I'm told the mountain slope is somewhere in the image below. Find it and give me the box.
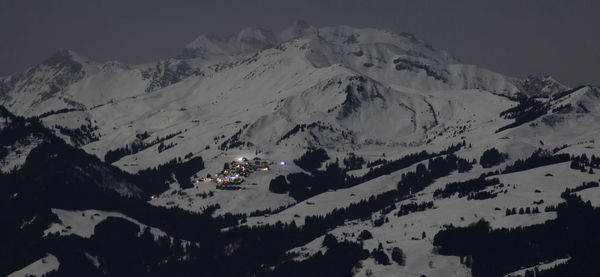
[0,23,560,117]
[3,22,600,277]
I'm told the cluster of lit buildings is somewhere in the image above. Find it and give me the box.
[203,157,272,189]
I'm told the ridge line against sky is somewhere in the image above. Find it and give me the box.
[0,0,598,86]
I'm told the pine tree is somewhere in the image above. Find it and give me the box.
[391,247,406,266]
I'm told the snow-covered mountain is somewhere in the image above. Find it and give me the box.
[0,22,573,165]
[1,22,567,116]
[2,22,599,277]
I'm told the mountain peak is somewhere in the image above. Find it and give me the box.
[236,27,277,53]
[40,49,92,74]
[44,49,89,63]
[277,20,316,41]
[237,27,276,41]
[183,35,229,58]
[183,27,278,59]
[517,74,569,97]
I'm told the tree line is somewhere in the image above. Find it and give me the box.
[272,143,467,201]
[433,177,501,199]
[433,192,600,277]
[104,130,182,164]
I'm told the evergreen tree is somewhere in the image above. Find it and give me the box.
[371,243,390,265]
[358,230,373,241]
[269,175,289,194]
[322,234,337,248]
[391,247,406,266]
[479,148,506,168]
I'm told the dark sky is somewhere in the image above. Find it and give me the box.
[1,0,598,86]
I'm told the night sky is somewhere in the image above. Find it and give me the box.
[1,0,598,86]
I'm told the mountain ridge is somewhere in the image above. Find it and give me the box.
[2,22,600,277]
[1,22,569,117]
